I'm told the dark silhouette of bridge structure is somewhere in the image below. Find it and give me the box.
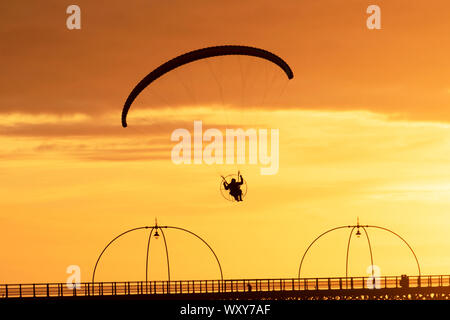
[2,275,450,300]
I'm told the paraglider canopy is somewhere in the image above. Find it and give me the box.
[121,45,294,128]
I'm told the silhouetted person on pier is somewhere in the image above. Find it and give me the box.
[223,173,244,201]
[400,275,409,288]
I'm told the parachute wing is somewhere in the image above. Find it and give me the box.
[121,45,294,127]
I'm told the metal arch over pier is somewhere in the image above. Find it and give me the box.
[298,219,421,280]
[92,223,224,284]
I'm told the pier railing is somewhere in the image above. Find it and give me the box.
[1,275,449,299]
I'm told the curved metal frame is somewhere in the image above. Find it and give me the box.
[297,226,350,279]
[144,227,171,283]
[92,226,149,283]
[361,227,375,276]
[298,223,421,280]
[345,226,374,279]
[92,225,223,285]
[145,227,155,282]
[368,225,421,277]
[164,226,224,283]
[345,226,356,279]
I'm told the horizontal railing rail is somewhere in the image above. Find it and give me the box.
[1,275,450,299]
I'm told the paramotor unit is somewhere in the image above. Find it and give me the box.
[121,45,294,202]
[220,171,247,202]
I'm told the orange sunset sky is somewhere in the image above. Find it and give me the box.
[2,0,450,284]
